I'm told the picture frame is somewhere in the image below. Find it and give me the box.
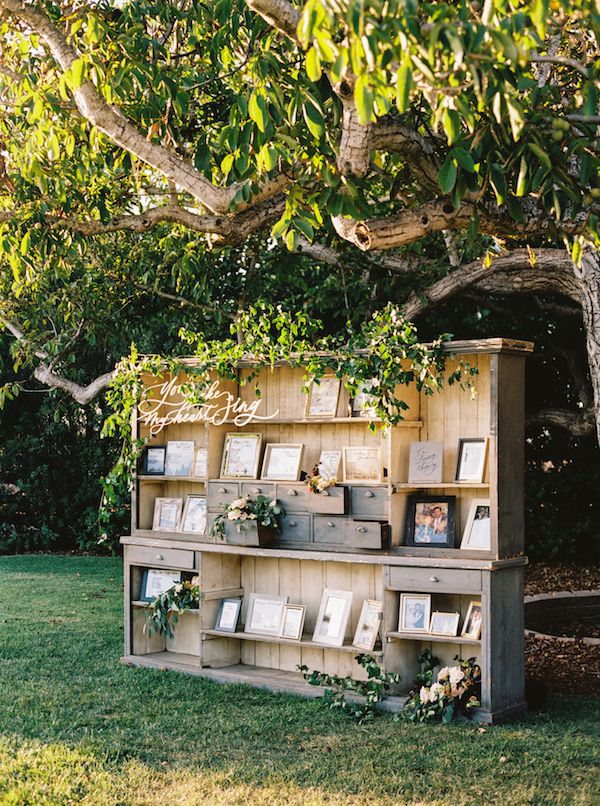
[305,376,340,418]
[152,497,184,532]
[139,568,182,602]
[318,449,342,481]
[460,499,492,551]
[190,447,208,479]
[398,593,431,633]
[351,380,378,418]
[408,441,444,485]
[261,443,304,481]
[244,593,288,636]
[462,600,483,640]
[180,495,207,534]
[312,588,353,647]
[342,446,382,484]
[352,599,383,651]
[164,440,196,477]
[455,437,488,483]
[404,495,456,548]
[220,432,263,479]
[214,597,242,633]
[142,445,166,475]
[278,604,306,641]
[429,611,460,637]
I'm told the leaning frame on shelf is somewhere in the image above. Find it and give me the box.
[121,338,532,724]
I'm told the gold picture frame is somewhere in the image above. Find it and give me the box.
[342,446,382,483]
[220,432,263,479]
[305,376,341,418]
[261,443,304,481]
[152,497,184,532]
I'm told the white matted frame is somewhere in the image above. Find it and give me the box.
[152,497,184,532]
[190,447,208,479]
[342,446,382,483]
[461,600,483,640]
[352,599,383,651]
[164,440,196,477]
[180,495,207,535]
[312,588,353,647]
[220,432,263,479]
[278,604,306,641]
[261,443,304,481]
[214,597,242,633]
[460,499,492,551]
[244,593,288,636]
[455,437,488,483]
[305,376,340,418]
[398,593,431,633]
[429,611,460,637]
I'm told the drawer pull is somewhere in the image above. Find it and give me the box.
[327,521,335,528]
[429,575,439,583]
[218,487,227,494]
[288,489,297,496]
[356,526,367,534]
[288,520,297,527]
[253,488,262,494]
[156,554,164,561]
[365,491,375,498]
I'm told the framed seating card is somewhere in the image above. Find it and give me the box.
[312,588,353,647]
[244,593,288,637]
[398,593,431,633]
[318,449,342,481]
[278,604,306,641]
[455,437,488,483]
[165,440,195,477]
[305,376,340,418]
[142,445,166,475]
[460,499,492,551]
[342,446,382,483]
[152,497,184,532]
[408,441,443,485]
[180,495,207,534]
[261,443,304,481]
[214,598,242,633]
[352,599,383,651]
[191,447,208,479]
[139,569,182,602]
[221,432,263,479]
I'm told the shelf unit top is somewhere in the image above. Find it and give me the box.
[386,630,480,645]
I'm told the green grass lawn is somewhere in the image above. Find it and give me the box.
[0,555,598,806]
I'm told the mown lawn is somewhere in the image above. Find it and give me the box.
[0,555,598,806]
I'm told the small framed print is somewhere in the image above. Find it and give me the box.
[455,437,488,483]
[351,380,377,418]
[221,432,263,479]
[398,593,431,633]
[152,497,184,532]
[214,598,242,633]
[404,495,456,548]
[305,376,340,418]
[261,443,304,481]
[191,447,208,479]
[139,568,181,602]
[278,604,306,641]
[245,593,288,637]
[429,611,460,637]
[461,499,492,551]
[165,440,196,477]
[342,447,382,484]
[313,588,353,647]
[142,445,166,475]
[318,450,342,481]
[462,600,483,640]
[352,599,383,651]
[408,441,444,485]
[180,495,207,534]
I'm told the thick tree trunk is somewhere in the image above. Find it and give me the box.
[576,251,600,446]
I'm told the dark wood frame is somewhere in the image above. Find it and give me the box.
[141,445,166,475]
[404,494,456,548]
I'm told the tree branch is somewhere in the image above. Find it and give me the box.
[370,121,439,190]
[244,0,300,41]
[527,407,595,437]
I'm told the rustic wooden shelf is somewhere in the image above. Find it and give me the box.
[393,482,490,490]
[222,418,423,426]
[137,475,207,482]
[204,629,384,655]
[386,630,480,645]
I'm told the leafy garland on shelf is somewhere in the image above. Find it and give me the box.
[210,494,284,540]
[144,579,200,639]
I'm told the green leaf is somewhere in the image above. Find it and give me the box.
[438,157,457,194]
[71,57,86,90]
[516,156,528,196]
[450,147,475,173]
[506,96,525,141]
[354,74,373,125]
[528,142,552,170]
[248,92,268,133]
[306,47,322,82]
[302,101,325,139]
[442,109,461,145]
[490,164,507,205]
[20,230,31,255]
[396,57,412,114]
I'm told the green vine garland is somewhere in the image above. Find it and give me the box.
[144,579,200,639]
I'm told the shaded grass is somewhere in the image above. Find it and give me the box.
[0,555,598,805]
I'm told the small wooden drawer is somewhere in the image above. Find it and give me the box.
[279,513,311,543]
[276,483,311,511]
[350,486,389,519]
[305,485,347,515]
[208,480,240,509]
[240,482,276,500]
[313,517,388,550]
[387,566,482,593]
[127,545,196,570]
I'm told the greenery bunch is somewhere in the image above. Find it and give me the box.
[403,649,481,723]
[210,494,284,540]
[144,579,200,639]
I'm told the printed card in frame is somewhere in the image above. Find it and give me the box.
[142,445,166,475]
[408,441,444,485]
[455,437,488,483]
[214,598,242,633]
[342,446,382,484]
[351,380,378,418]
[261,443,304,481]
[429,611,460,637]
[164,440,196,477]
[152,497,184,532]
[190,447,208,479]
[278,604,306,641]
[139,569,182,602]
[180,495,207,534]
[220,432,263,479]
[312,588,353,647]
[245,593,288,637]
[398,593,431,633]
[460,499,492,551]
[352,599,383,651]
[305,376,340,418]
[318,450,342,482]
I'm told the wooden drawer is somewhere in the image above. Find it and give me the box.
[276,483,311,511]
[350,486,389,519]
[305,485,347,515]
[127,545,196,570]
[313,517,388,550]
[387,566,482,593]
[240,482,276,500]
[279,513,311,543]
[207,480,240,509]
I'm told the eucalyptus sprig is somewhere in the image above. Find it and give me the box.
[144,579,200,639]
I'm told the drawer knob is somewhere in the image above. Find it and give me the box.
[429,575,439,583]
[356,526,367,534]
[288,489,297,496]
[327,521,335,528]
[253,488,261,494]
[289,520,297,527]
[365,491,375,498]
[218,487,227,494]
[156,554,164,560]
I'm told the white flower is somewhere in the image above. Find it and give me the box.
[249,513,257,520]
[449,667,465,686]
[437,666,451,682]
[429,683,445,702]
[175,583,183,593]
[231,497,247,509]
[227,511,238,521]
[419,686,429,704]
[269,499,277,507]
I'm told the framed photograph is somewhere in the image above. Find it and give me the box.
[318,450,342,481]
[312,588,353,647]
[352,599,383,651]
[278,604,306,641]
[462,600,483,640]
[142,445,166,475]
[261,443,304,481]
[429,611,460,637]
[190,447,208,479]
[152,497,184,532]
[165,440,196,477]
[305,376,340,418]
[461,499,492,551]
[404,495,456,548]
[455,437,488,483]
[351,380,377,418]
[342,447,382,483]
[139,568,182,602]
[214,598,242,633]
[408,441,444,485]
[180,495,207,534]
[221,432,263,479]
[398,593,431,633]
[245,593,288,636]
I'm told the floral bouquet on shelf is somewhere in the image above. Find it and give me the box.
[210,494,284,539]
[305,464,337,494]
[403,649,481,723]
[144,578,200,639]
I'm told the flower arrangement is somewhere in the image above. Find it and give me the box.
[210,494,284,539]
[144,578,200,639]
[305,464,337,494]
[403,649,481,723]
